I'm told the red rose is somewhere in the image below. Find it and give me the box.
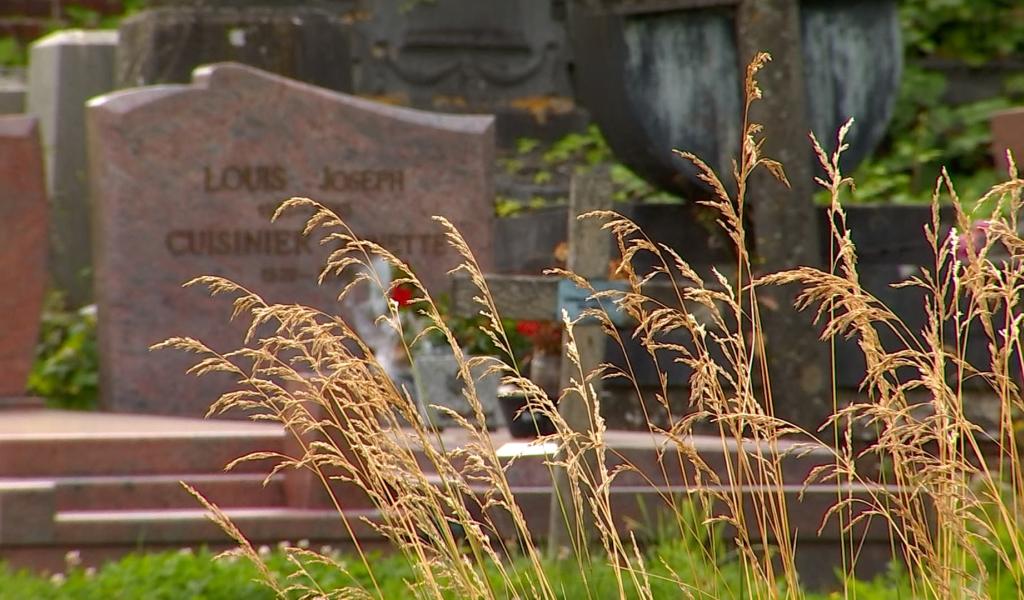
[516,320,542,337]
[390,285,414,308]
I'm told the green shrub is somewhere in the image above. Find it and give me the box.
[28,294,99,411]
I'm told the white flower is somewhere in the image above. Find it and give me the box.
[64,550,81,568]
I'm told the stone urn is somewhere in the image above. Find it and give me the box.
[567,0,903,195]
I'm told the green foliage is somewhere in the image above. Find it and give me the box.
[901,0,1024,64]
[499,125,680,217]
[0,547,409,600]
[0,38,26,68]
[0,0,144,67]
[830,64,1018,208]
[28,294,99,411]
[0,537,808,600]
[840,2,1024,207]
[413,295,531,366]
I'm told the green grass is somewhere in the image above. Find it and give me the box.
[0,540,824,600]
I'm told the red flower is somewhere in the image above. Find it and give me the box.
[516,320,542,337]
[516,320,562,353]
[390,285,414,308]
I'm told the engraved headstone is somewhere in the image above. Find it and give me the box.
[28,29,118,307]
[88,63,494,417]
[0,115,47,403]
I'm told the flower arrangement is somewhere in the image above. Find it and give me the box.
[513,320,562,355]
[389,281,533,364]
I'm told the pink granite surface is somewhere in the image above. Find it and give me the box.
[991,107,1024,173]
[87,63,495,417]
[0,115,46,397]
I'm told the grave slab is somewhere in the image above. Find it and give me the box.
[0,115,47,400]
[88,63,494,417]
[28,29,118,307]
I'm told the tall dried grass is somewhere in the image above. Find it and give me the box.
[157,53,1024,599]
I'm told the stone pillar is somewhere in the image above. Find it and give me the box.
[116,0,352,91]
[737,0,831,436]
[27,30,118,308]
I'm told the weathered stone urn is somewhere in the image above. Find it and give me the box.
[568,0,903,194]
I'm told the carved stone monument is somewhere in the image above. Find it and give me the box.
[355,0,583,144]
[88,63,494,417]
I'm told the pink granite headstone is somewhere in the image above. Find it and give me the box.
[0,115,47,401]
[87,63,494,417]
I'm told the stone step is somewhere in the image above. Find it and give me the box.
[0,430,285,477]
[50,473,287,512]
[52,507,383,547]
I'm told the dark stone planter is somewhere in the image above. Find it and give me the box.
[567,0,902,195]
